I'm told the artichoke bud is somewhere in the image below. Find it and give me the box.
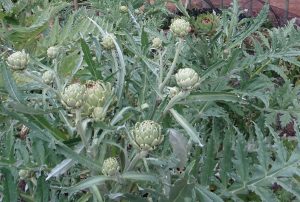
[61,83,86,109]
[119,5,128,13]
[167,86,180,98]
[42,70,55,84]
[92,107,106,122]
[175,68,199,90]
[19,169,29,179]
[152,37,162,49]
[7,50,29,71]
[170,19,191,37]
[102,157,120,176]
[82,80,112,116]
[194,13,219,34]
[47,46,60,59]
[132,120,164,151]
[101,34,115,50]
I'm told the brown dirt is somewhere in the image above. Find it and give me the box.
[150,0,300,25]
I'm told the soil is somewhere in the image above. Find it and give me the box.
[153,0,300,26]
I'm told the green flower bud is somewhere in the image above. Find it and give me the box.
[92,107,106,122]
[167,86,180,98]
[47,46,59,59]
[61,83,86,109]
[42,70,55,84]
[194,13,219,34]
[7,50,29,71]
[132,120,164,151]
[82,80,112,116]
[19,169,29,179]
[119,6,128,13]
[101,34,115,50]
[152,37,162,49]
[175,68,199,90]
[102,157,120,176]
[170,19,191,37]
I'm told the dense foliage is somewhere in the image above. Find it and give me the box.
[1,0,300,201]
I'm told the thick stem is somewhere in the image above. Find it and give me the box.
[75,109,88,149]
[158,50,164,86]
[53,59,62,92]
[90,185,103,202]
[126,150,148,171]
[163,90,190,115]
[159,39,183,94]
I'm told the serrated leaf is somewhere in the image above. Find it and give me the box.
[254,123,269,172]
[168,178,194,202]
[121,172,158,183]
[253,187,279,202]
[233,133,249,183]
[169,109,203,147]
[80,38,99,79]
[279,112,292,128]
[220,129,233,187]
[200,137,216,185]
[67,176,115,194]
[35,175,50,202]
[168,129,189,169]
[141,27,149,53]
[0,62,23,103]
[195,186,223,202]
[46,144,84,180]
[186,92,243,104]
[1,168,18,202]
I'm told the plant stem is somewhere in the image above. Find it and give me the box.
[158,49,165,86]
[163,90,190,115]
[159,39,183,94]
[126,150,148,171]
[75,109,88,149]
[90,185,103,202]
[53,59,62,92]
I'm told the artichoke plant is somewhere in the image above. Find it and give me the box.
[7,50,29,71]
[175,68,199,90]
[132,120,164,151]
[61,83,86,109]
[102,157,120,176]
[47,46,60,59]
[82,80,112,116]
[170,18,191,37]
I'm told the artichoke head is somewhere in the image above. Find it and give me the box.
[132,120,164,151]
[82,80,112,116]
[175,68,199,90]
[47,46,60,59]
[7,50,29,71]
[170,18,191,37]
[61,83,86,109]
[194,13,219,34]
[42,70,55,84]
[102,157,120,176]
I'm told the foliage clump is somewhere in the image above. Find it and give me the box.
[1,0,300,201]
